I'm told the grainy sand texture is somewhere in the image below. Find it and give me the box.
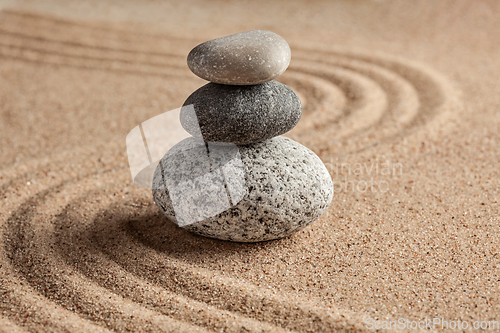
[1,0,499,332]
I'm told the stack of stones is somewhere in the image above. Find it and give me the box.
[152,30,333,242]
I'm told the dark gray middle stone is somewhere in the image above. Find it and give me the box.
[180,80,302,145]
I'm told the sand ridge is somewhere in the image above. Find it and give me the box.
[1,3,499,333]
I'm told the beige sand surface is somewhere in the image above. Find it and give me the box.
[0,1,499,332]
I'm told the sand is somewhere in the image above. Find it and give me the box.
[0,0,499,332]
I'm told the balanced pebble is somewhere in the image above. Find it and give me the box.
[150,30,333,243]
[187,30,291,85]
[180,81,302,145]
[152,136,333,242]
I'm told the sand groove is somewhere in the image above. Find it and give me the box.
[1,148,370,332]
[0,9,461,332]
[0,10,460,156]
[286,59,389,141]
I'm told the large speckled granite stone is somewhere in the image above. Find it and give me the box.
[180,81,302,145]
[152,136,333,242]
[187,30,291,85]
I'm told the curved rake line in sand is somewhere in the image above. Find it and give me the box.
[2,160,369,332]
[0,41,420,155]
[277,70,346,123]
[0,29,458,156]
[0,40,343,119]
[0,42,347,136]
[2,170,215,332]
[0,140,314,333]
[0,91,412,332]
[0,10,460,332]
[289,57,417,151]
[291,45,461,154]
[0,144,137,331]
[0,10,460,151]
[0,274,114,333]
[0,46,349,151]
[0,179,127,332]
[0,141,124,194]
[0,52,190,81]
[291,56,419,135]
[325,56,420,127]
[288,60,388,140]
[0,30,185,66]
[0,43,189,78]
[0,10,196,44]
[89,203,365,333]
[0,66,344,197]
[1,9,460,136]
[0,138,381,331]
[53,192,296,333]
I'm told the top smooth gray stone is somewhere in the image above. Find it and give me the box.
[187,30,291,85]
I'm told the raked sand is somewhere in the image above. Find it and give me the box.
[0,1,499,332]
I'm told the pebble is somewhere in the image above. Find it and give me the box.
[152,136,333,242]
[180,81,302,145]
[187,30,291,85]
